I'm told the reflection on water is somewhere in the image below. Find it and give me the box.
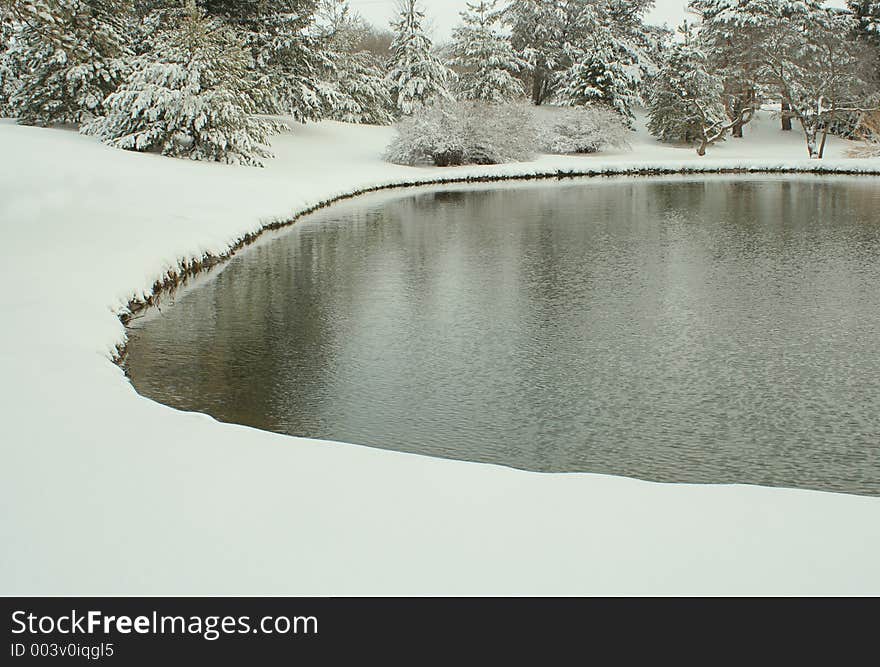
[126,177,880,496]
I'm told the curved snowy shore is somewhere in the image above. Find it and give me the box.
[2,116,880,595]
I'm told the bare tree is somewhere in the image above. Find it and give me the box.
[760,6,877,158]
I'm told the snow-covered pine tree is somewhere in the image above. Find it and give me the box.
[503,0,657,115]
[850,0,880,43]
[0,2,15,115]
[647,23,730,155]
[687,0,778,137]
[501,0,568,105]
[201,0,330,122]
[849,1,880,84]
[317,0,393,124]
[386,0,453,115]
[449,0,527,103]
[84,3,284,166]
[4,0,132,126]
[554,0,657,123]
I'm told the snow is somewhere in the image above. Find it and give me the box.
[2,113,880,595]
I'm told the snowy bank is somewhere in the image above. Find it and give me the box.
[1,115,880,595]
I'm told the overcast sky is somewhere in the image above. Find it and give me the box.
[348,0,694,38]
[348,0,846,39]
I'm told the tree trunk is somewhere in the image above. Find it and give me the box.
[732,120,743,138]
[697,138,707,156]
[531,69,545,106]
[818,123,830,159]
[802,120,819,158]
[781,101,793,131]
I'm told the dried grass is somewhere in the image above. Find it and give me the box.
[847,112,880,157]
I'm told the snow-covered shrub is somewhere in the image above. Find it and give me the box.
[537,104,631,154]
[84,9,284,167]
[385,100,537,166]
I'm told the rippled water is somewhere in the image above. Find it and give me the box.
[126,176,880,496]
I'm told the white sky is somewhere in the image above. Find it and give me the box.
[348,0,846,39]
[349,0,694,37]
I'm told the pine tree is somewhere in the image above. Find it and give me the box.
[200,0,331,122]
[554,0,657,123]
[5,0,132,126]
[0,2,15,115]
[84,5,283,166]
[849,1,880,85]
[850,0,880,43]
[501,0,568,105]
[449,0,527,103]
[386,0,453,115]
[647,23,729,156]
[503,0,657,113]
[553,12,637,123]
[688,0,781,137]
[317,0,393,124]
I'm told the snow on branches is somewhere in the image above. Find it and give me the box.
[3,0,132,126]
[84,8,285,167]
[384,99,537,166]
[449,0,528,103]
[647,29,731,156]
[502,0,657,117]
[538,104,631,154]
[317,0,394,125]
[386,0,453,116]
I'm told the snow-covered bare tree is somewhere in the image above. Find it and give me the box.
[647,23,732,155]
[316,0,393,124]
[759,4,877,158]
[84,4,284,166]
[449,0,528,103]
[4,0,132,126]
[386,0,453,115]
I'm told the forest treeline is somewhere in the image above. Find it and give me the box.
[1,0,878,165]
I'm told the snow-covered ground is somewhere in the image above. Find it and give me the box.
[2,114,879,595]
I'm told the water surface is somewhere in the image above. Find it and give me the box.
[126,177,880,496]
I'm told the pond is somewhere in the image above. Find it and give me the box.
[125,176,880,496]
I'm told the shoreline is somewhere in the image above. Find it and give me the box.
[114,164,880,366]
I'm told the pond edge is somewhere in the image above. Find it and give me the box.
[112,163,880,368]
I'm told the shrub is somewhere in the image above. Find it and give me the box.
[384,100,537,166]
[538,105,631,154]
